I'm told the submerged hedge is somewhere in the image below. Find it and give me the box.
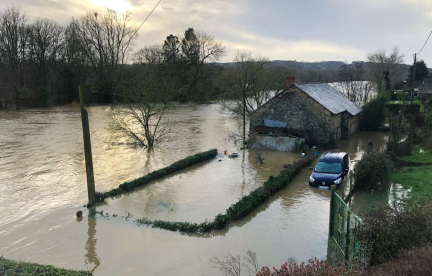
[95,149,218,202]
[135,158,310,233]
[0,257,92,276]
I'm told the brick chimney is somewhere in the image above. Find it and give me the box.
[285,76,296,89]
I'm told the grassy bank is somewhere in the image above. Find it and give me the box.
[0,257,92,276]
[392,145,432,201]
[95,149,218,202]
[135,158,310,233]
[393,165,432,201]
[401,145,432,163]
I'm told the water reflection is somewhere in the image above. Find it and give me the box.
[85,216,100,273]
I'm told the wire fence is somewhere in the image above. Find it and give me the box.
[329,189,370,269]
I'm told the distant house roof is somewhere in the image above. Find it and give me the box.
[294,83,362,116]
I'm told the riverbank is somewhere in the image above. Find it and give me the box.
[0,257,92,275]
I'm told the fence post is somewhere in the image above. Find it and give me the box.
[79,86,96,204]
[345,211,351,265]
[329,184,337,236]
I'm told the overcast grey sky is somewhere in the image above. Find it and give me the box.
[2,0,432,65]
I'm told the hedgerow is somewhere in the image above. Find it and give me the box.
[134,158,310,233]
[95,149,218,202]
[0,257,92,276]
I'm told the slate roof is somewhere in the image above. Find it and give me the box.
[294,83,362,116]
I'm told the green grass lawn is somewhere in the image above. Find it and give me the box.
[0,257,92,276]
[401,145,432,163]
[386,100,425,112]
[392,165,432,201]
[387,100,421,105]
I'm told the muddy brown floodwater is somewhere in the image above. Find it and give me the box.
[0,104,389,275]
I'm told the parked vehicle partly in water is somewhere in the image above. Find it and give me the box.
[309,152,349,189]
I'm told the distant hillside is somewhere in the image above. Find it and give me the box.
[267,60,348,71]
[219,60,411,72]
[217,60,357,70]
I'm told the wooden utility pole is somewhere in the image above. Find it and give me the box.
[79,86,96,204]
[243,88,246,146]
[411,53,417,106]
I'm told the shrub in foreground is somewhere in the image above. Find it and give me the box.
[367,246,432,275]
[255,258,364,276]
[357,202,432,266]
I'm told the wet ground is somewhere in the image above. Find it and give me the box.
[0,104,390,275]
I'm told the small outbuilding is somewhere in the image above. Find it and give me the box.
[250,77,362,149]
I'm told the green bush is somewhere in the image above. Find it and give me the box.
[359,96,387,131]
[358,202,432,266]
[95,149,217,202]
[353,150,393,191]
[425,112,432,129]
[0,257,92,276]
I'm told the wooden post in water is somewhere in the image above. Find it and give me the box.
[79,86,96,204]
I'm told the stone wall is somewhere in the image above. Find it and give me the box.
[250,88,340,148]
[251,135,305,152]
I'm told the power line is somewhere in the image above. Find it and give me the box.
[136,0,162,34]
[124,0,162,50]
[417,30,432,55]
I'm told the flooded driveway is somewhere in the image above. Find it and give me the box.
[0,104,388,275]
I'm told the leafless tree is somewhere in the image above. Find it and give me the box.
[133,44,164,65]
[366,46,405,93]
[71,9,138,102]
[210,250,260,276]
[180,30,226,101]
[334,61,373,105]
[243,250,260,275]
[226,127,267,164]
[210,253,241,276]
[109,71,175,148]
[28,18,64,104]
[0,5,29,109]
[220,52,290,116]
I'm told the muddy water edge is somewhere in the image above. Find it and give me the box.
[0,104,389,275]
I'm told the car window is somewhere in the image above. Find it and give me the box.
[314,162,342,174]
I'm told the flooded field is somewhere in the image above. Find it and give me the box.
[0,104,389,275]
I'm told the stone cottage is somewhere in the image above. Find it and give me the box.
[250,77,362,148]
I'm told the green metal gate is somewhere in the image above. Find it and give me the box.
[329,188,369,268]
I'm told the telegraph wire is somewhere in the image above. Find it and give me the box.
[417,30,432,55]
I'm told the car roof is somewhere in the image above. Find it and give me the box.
[318,152,347,163]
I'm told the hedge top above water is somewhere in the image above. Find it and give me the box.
[134,157,311,233]
[0,257,93,276]
[94,149,218,202]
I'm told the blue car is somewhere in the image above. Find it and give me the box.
[309,152,349,189]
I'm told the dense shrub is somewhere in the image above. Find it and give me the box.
[358,202,432,266]
[0,257,92,276]
[359,96,387,131]
[353,150,393,191]
[255,258,364,276]
[387,103,420,115]
[425,112,432,129]
[367,246,432,275]
[134,158,311,233]
[95,149,217,202]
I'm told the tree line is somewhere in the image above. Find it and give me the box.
[0,5,423,112]
[0,6,290,110]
